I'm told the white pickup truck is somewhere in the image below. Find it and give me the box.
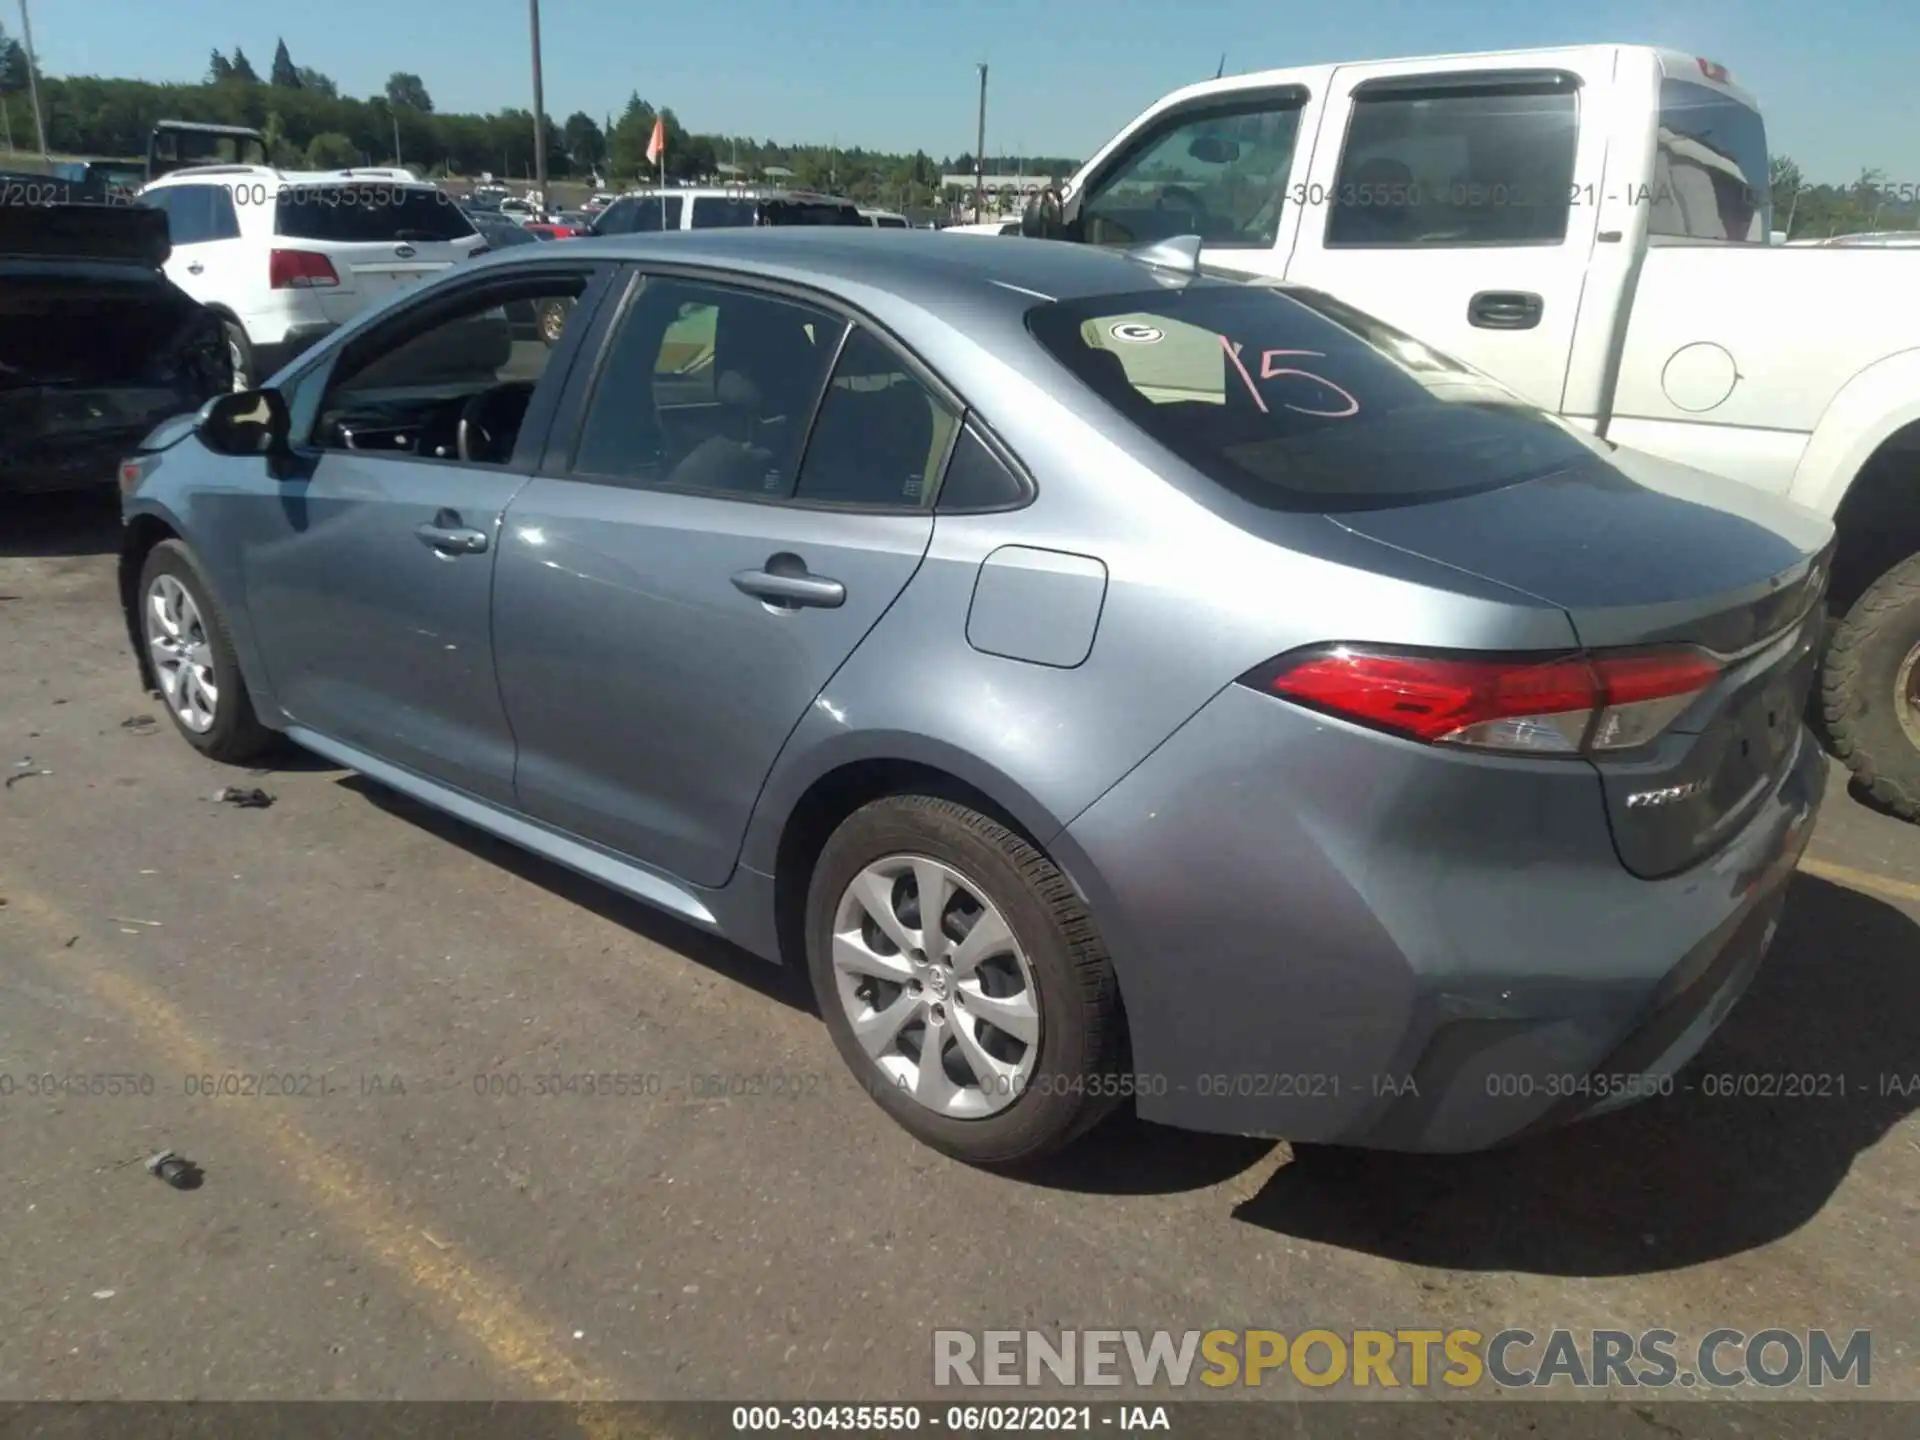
[1019,43,1920,818]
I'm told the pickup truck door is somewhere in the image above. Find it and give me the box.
[1281,54,1612,413]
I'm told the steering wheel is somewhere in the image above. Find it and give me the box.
[457,382,537,464]
[1155,185,1211,228]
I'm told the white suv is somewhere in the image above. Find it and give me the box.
[138,165,484,389]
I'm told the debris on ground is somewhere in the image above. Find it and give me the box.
[144,1150,203,1190]
[109,916,163,928]
[120,714,159,734]
[208,786,274,809]
[5,763,51,789]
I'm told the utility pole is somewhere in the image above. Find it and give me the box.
[17,0,49,160]
[392,112,402,168]
[973,63,987,223]
[528,0,549,211]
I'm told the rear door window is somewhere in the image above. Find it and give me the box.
[1325,77,1579,246]
[1025,281,1598,511]
[275,186,477,243]
[792,328,960,507]
[691,196,758,228]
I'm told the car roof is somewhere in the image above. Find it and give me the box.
[480,227,1191,322]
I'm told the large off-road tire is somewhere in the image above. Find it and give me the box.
[1822,551,1920,821]
[137,540,277,764]
[806,794,1126,1166]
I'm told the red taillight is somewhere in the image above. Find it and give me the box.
[269,249,340,290]
[1250,645,1721,755]
[1696,57,1731,83]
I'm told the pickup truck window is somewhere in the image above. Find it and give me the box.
[1026,281,1596,512]
[1079,94,1305,250]
[1326,81,1578,248]
[1649,80,1770,243]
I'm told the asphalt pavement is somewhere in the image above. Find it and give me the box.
[1,488,1916,1422]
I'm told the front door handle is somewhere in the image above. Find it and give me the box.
[186,261,204,275]
[1467,290,1543,330]
[732,558,846,609]
[416,517,490,555]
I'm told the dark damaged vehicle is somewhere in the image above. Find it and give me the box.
[1,192,230,495]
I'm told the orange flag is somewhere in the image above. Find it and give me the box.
[646,117,666,167]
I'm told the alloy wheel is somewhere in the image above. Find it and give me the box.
[829,854,1042,1117]
[146,574,219,733]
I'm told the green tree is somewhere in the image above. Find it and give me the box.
[306,131,358,168]
[270,38,300,88]
[562,111,603,169]
[607,93,658,178]
[385,72,432,113]
[296,67,336,99]
[230,48,260,83]
[207,48,234,84]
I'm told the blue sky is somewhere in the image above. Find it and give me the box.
[23,0,1915,180]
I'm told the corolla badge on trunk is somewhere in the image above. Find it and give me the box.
[1625,779,1709,808]
[395,244,416,258]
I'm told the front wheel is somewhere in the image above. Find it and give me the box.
[138,540,276,763]
[1822,551,1920,821]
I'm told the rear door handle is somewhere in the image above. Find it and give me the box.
[1467,290,1543,330]
[416,518,490,555]
[186,261,204,275]
[732,563,846,609]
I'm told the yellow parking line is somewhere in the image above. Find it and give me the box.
[1798,854,1920,907]
[3,882,643,1433]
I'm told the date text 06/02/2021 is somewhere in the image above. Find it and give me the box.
[729,1405,1171,1432]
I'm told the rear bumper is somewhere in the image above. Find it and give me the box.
[253,322,337,381]
[1,390,201,494]
[1060,683,1824,1152]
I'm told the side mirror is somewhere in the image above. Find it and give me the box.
[1187,136,1241,165]
[199,388,292,463]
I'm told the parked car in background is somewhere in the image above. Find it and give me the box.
[1028,41,1920,821]
[460,212,572,344]
[590,186,867,234]
[860,208,910,228]
[139,165,485,389]
[120,228,1825,1164]
[2,197,229,493]
[945,218,1022,235]
[523,220,587,240]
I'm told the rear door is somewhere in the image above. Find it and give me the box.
[493,268,959,886]
[273,183,482,324]
[148,182,247,310]
[1281,54,1610,412]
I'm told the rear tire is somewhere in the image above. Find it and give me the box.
[222,320,254,392]
[805,794,1126,1166]
[138,540,277,764]
[1822,551,1920,822]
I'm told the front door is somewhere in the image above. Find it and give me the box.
[238,264,604,803]
[1281,56,1609,412]
[495,273,958,887]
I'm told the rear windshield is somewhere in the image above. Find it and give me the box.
[275,186,476,243]
[1650,80,1771,242]
[1025,282,1597,512]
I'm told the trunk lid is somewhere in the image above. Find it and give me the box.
[1329,446,1833,878]
[1,203,228,490]
[272,184,483,323]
